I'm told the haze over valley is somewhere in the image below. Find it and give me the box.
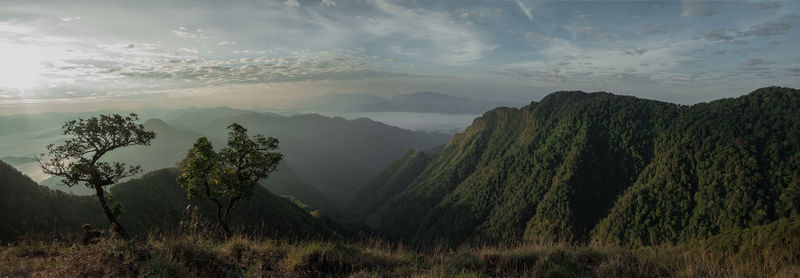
[2,0,800,276]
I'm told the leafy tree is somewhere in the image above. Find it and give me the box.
[178,123,283,238]
[37,113,155,239]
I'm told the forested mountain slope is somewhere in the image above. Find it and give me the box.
[361,87,800,246]
[0,161,338,242]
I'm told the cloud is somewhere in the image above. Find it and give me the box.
[740,58,775,69]
[489,37,700,87]
[321,0,336,6]
[284,0,300,8]
[217,41,236,46]
[699,15,797,43]
[682,0,714,17]
[60,16,81,22]
[364,0,490,64]
[637,25,683,36]
[172,27,215,39]
[565,13,614,41]
[1,42,418,100]
[744,21,792,37]
[514,0,533,20]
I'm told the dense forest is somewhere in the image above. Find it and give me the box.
[352,87,800,246]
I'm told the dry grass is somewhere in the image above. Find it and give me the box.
[1,233,798,277]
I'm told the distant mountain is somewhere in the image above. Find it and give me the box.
[172,111,451,206]
[296,92,516,114]
[356,87,800,246]
[0,161,339,241]
[35,118,344,217]
[0,107,452,211]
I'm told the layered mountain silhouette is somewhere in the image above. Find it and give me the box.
[296,92,516,114]
[351,87,800,246]
[1,110,450,214]
[171,110,451,205]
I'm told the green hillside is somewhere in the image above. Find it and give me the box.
[110,168,338,238]
[349,149,431,222]
[592,87,800,245]
[362,87,800,246]
[0,161,338,242]
[0,161,103,241]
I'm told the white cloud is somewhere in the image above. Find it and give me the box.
[364,0,490,64]
[284,0,300,8]
[60,16,81,22]
[321,0,336,6]
[514,0,533,20]
[217,40,236,46]
[492,38,696,86]
[682,0,714,17]
[172,27,215,39]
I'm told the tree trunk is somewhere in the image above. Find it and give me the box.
[216,203,233,239]
[95,185,130,240]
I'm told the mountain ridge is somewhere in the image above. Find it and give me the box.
[296,91,517,114]
[354,86,800,246]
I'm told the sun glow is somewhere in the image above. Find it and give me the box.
[0,43,47,91]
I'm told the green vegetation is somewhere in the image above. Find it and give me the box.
[36,113,156,239]
[350,149,431,220]
[0,160,339,242]
[178,123,284,238]
[363,87,800,246]
[2,87,799,275]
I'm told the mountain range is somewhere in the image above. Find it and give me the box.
[295,92,517,114]
[350,86,800,246]
[0,110,451,215]
[2,87,798,249]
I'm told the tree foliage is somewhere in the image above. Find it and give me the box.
[178,123,283,238]
[363,87,800,246]
[37,113,155,239]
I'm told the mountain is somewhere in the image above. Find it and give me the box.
[296,92,515,114]
[0,160,338,241]
[356,87,800,246]
[174,111,451,205]
[349,149,431,223]
[1,109,449,211]
[35,118,344,217]
[0,160,103,241]
[294,93,393,113]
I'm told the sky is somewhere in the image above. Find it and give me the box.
[0,0,799,114]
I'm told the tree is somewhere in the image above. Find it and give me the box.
[37,113,155,240]
[178,123,283,238]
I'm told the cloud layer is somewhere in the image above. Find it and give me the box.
[0,0,798,106]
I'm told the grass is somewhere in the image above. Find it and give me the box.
[2,231,798,278]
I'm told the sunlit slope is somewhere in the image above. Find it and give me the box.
[593,87,800,245]
[366,87,800,246]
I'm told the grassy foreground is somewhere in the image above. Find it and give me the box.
[1,232,798,278]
